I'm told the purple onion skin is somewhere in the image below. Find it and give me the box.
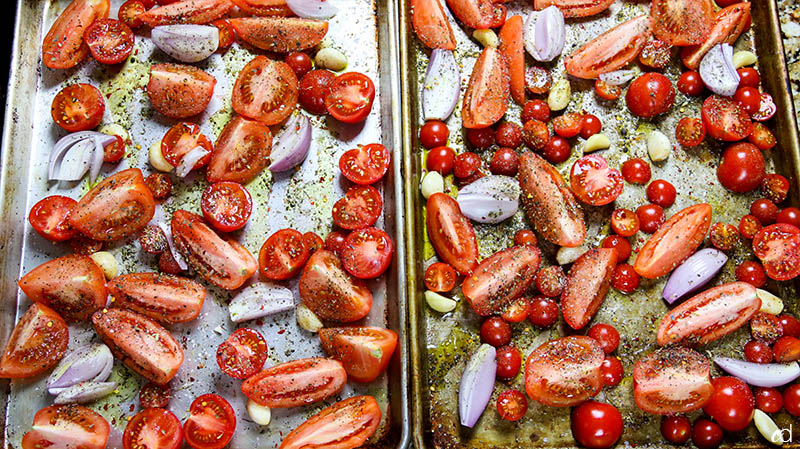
[269,114,312,172]
[662,248,727,304]
[459,344,497,428]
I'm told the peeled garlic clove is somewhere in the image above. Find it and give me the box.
[425,290,457,313]
[733,50,757,69]
[548,79,571,111]
[247,399,272,426]
[90,251,119,279]
[296,303,324,332]
[753,409,784,445]
[756,289,784,315]
[582,134,610,153]
[647,130,671,162]
[473,29,498,48]
[97,123,129,142]
[420,171,444,199]
[315,48,348,71]
[149,139,173,172]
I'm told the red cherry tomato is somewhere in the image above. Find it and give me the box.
[496,346,522,379]
[718,143,766,193]
[139,382,171,409]
[200,182,252,233]
[495,122,522,148]
[527,297,558,328]
[341,227,394,279]
[738,67,760,88]
[580,114,602,139]
[783,384,800,416]
[119,1,146,29]
[28,195,78,242]
[514,229,537,247]
[751,198,779,225]
[621,158,651,184]
[303,231,323,254]
[453,152,482,179]
[332,185,382,230]
[762,174,790,204]
[587,323,620,354]
[739,214,762,239]
[675,117,706,147]
[258,229,309,280]
[754,387,783,413]
[702,95,753,141]
[480,317,512,347]
[51,84,105,132]
[661,415,691,444]
[611,208,639,237]
[427,146,456,175]
[535,266,565,298]
[611,263,640,294]
[778,207,800,228]
[83,19,134,65]
[626,73,675,118]
[570,401,623,449]
[709,222,739,251]
[542,136,571,164]
[552,113,583,138]
[490,148,520,176]
[678,71,704,96]
[424,262,457,292]
[601,356,623,387]
[636,204,665,234]
[735,260,767,287]
[325,72,375,124]
[752,93,776,121]
[751,312,784,343]
[570,155,623,206]
[645,179,676,208]
[496,389,528,421]
[780,314,800,338]
[420,120,449,149]
[594,80,621,101]
[752,223,800,281]
[734,86,761,115]
[702,376,755,432]
[299,70,335,115]
[601,235,631,261]
[285,52,313,79]
[521,99,549,123]
[103,135,125,162]
[145,173,172,200]
[123,408,182,449]
[325,230,348,254]
[183,394,236,449]
[774,336,800,363]
[339,143,390,185]
[523,66,551,95]
[691,419,723,449]
[216,328,268,380]
[466,127,495,149]
[744,340,774,364]
[212,19,235,48]
[523,119,550,150]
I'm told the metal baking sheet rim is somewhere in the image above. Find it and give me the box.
[0,0,410,448]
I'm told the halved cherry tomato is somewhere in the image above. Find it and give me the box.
[319,327,398,383]
[123,408,182,449]
[207,115,272,184]
[259,228,310,280]
[140,382,171,408]
[497,389,528,421]
[570,155,623,206]
[525,336,604,407]
[341,227,394,279]
[107,272,206,324]
[145,173,172,200]
[279,396,381,449]
[561,248,617,330]
[229,0,294,16]
[462,245,541,316]
[232,56,298,125]
[657,282,759,346]
[638,38,671,69]
[752,223,800,281]
[502,297,531,323]
[140,0,233,26]
[230,17,328,52]
[303,231,324,253]
[19,254,106,322]
[633,347,713,415]
[84,18,134,64]
[22,405,109,449]
[446,0,503,29]
[525,68,552,95]
[28,195,77,242]
[650,0,714,46]
[426,192,479,275]
[594,79,621,101]
[183,394,236,449]
[0,303,68,378]
[103,135,126,162]
[299,250,373,322]
[626,73,675,118]
[332,185,383,231]
[212,19,236,48]
[702,95,753,142]
[775,336,800,363]
[339,144,391,185]
[717,142,765,193]
[634,203,712,279]
[498,15,525,105]
[201,182,253,232]
[171,210,258,290]
[681,3,751,70]
[552,113,583,138]
[93,308,184,384]
[147,63,216,119]
[425,262,457,292]
[325,72,376,124]
[676,117,706,147]
[710,222,739,251]
[242,357,347,407]
[749,122,777,151]
[217,328,268,380]
[533,0,614,17]
[42,0,110,69]
[611,208,639,237]
[752,93,777,122]
[161,122,213,170]
[51,84,105,132]
[462,47,509,129]
[564,15,651,79]
[410,0,457,50]
[119,0,147,29]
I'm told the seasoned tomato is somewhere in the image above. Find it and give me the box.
[139,0,233,26]
[259,228,310,280]
[445,0,503,29]
[626,73,675,118]
[213,19,236,48]
[524,336,604,407]
[51,84,105,132]
[42,0,110,69]
[119,0,147,29]
[426,192,479,275]
[207,115,273,184]
[633,346,713,415]
[462,47,509,129]
[161,122,213,170]
[107,272,206,324]
[656,282,760,346]
[147,63,216,119]
[103,135,126,163]
[339,144,390,185]
[319,327,399,383]
[497,389,528,421]
[462,245,541,316]
[634,204,712,279]
[717,143,765,193]
[749,123,777,151]
[145,173,172,200]
[232,56,298,125]
[201,182,253,232]
[638,38,671,69]
[123,408,183,449]
[676,117,706,147]
[28,195,77,242]
[217,328,268,379]
[230,17,328,52]
[552,113,583,138]
[650,0,714,46]
[325,72,376,124]
[564,15,651,79]
[410,0,457,50]
[299,70,336,115]
[498,15,525,105]
[279,396,381,449]
[18,254,107,322]
[0,303,68,379]
[184,394,236,449]
[171,210,258,290]
[229,0,294,16]
[140,382,171,408]
[299,250,373,322]
[83,18,134,64]
[702,94,753,142]
[341,227,395,279]
[533,0,613,17]
[332,185,382,231]
[752,223,800,281]
[561,248,617,330]
[611,208,639,237]
[93,308,184,384]
[303,231,324,253]
[425,262,457,292]
[241,358,347,408]
[21,405,109,449]
[681,3,751,70]
[570,155,624,206]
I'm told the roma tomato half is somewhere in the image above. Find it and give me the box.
[0,303,68,379]
[561,248,617,330]
[462,245,541,316]
[426,192,479,275]
[279,396,381,449]
[533,0,614,17]
[139,0,232,26]
[147,64,216,119]
[564,15,651,79]
[462,47,509,129]
[242,357,346,408]
[232,56,298,125]
[525,336,604,407]
[207,115,273,184]
[22,405,109,449]
[107,272,205,324]
[411,0,457,50]
[42,0,110,69]
[299,250,373,322]
[633,346,713,415]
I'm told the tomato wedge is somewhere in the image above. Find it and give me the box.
[633,347,713,415]
[279,396,381,449]
[230,0,294,16]
[332,185,383,231]
[701,95,753,142]
[410,0,457,50]
[462,47,509,129]
[299,250,373,322]
[21,405,109,449]
[28,195,77,242]
[752,224,800,281]
[147,63,216,119]
[123,408,183,449]
[42,0,110,69]
[93,308,184,384]
[140,0,233,26]
[18,254,107,322]
[232,56,298,125]
[84,18,135,64]
[259,228,310,280]
[564,15,651,79]
[561,248,617,330]
[339,143,390,185]
[107,272,205,324]
[680,2,751,70]
[445,0,503,29]
[325,72,376,124]
[657,282,760,346]
[634,203,712,279]
[524,336,604,407]
[229,17,328,52]
[498,15,525,105]
[51,84,105,132]
[161,122,213,170]
[462,245,541,316]
[426,192,479,275]
[650,0,714,46]
[184,394,236,449]
[518,152,586,247]
[241,357,347,407]
[319,327,399,383]
[533,0,614,18]
[0,303,68,379]
[207,115,273,184]
[68,168,155,242]
[217,328,268,379]
[569,154,623,206]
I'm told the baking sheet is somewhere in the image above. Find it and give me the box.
[0,0,408,448]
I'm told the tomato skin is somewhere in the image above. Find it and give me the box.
[496,346,522,379]
[42,0,110,69]
[611,263,640,293]
[324,230,348,254]
[279,396,381,449]
[569,154,623,206]
[691,419,723,449]
[232,56,298,125]
[522,119,550,150]
[462,245,541,316]
[528,297,559,328]
[514,229,538,247]
[751,312,783,342]
[774,336,800,363]
[778,207,800,228]
[241,357,347,407]
[332,185,383,231]
[299,69,335,115]
[107,272,206,324]
[564,15,651,79]
[678,71,704,96]
[533,0,614,18]
[561,248,617,330]
[123,408,183,449]
[480,317,512,347]
[594,80,621,101]
[341,227,394,279]
[147,64,216,119]
[634,203,711,279]
[207,115,273,184]
[299,250,373,322]
[427,147,456,175]
[535,265,565,298]
[325,72,376,124]
[229,0,294,16]
[462,47,509,129]
[420,121,450,149]
[601,356,623,387]
[490,148,520,176]
[184,394,236,449]
[784,384,800,416]
[524,336,604,407]
[426,192,479,275]
[145,173,172,200]
[22,404,109,449]
[542,136,571,164]
[681,2,751,70]
[201,182,254,233]
[497,389,528,421]
[744,340,773,364]
[84,18,134,65]
[587,323,620,354]
[445,0,503,29]
[259,229,310,280]
[754,387,783,413]
[752,223,800,281]
[626,73,675,118]
[340,144,391,185]
[633,346,713,415]
[780,314,800,338]
[140,0,233,26]
[650,0,714,46]
[661,415,691,444]
[93,308,184,384]
[636,204,666,234]
[751,199,778,225]
[580,114,602,139]
[621,158,651,184]
[498,15,525,105]
[28,195,77,242]
[646,179,677,208]
[285,52,313,79]
[570,401,623,449]
[702,376,754,432]
[702,95,753,142]
[0,303,68,379]
[319,327,398,382]
[411,0,457,50]
[521,99,550,123]
[656,282,760,346]
[735,260,766,287]
[717,142,765,193]
[497,123,524,150]
[230,17,328,52]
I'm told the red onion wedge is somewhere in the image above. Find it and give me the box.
[157,221,189,271]
[423,49,460,121]
[54,381,117,404]
[47,343,114,395]
[456,175,520,224]
[524,6,565,63]
[598,68,638,86]
[460,344,496,428]
[229,282,295,323]
[662,248,727,304]
[152,24,219,63]
[269,113,312,172]
[175,146,210,178]
[286,0,339,20]
[699,43,739,97]
[714,357,800,388]
[49,132,117,182]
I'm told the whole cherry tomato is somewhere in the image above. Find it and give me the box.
[600,356,623,387]
[480,317,512,347]
[426,146,456,175]
[783,384,800,416]
[495,122,523,148]
[735,260,767,287]
[754,387,783,413]
[737,68,760,88]
[661,415,691,444]
[717,143,765,193]
[744,340,773,364]
[514,229,537,247]
[571,401,623,449]
[285,52,313,79]
[495,346,522,379]
[528,297,558,328]
[626,73,675,118]
[702,376,755,432]
[779,314,800,338]
[601,235,631,261]
[750,198,779,225]
[521,99,550,123]
[621,158,651,184]
[636,204,665,234]
[580,114,602,139]
[542,136,571,164]
[646,179,677,208]
[611,263,640,294]
[678,71,703,96]
[453,152,482,179]
[734,86,761,115]
[467,127,495,149]
[587,323,620,354]
[692,419,723,449]
[490,148,520,176]
[420,120,449,149]
[778,207,800,228]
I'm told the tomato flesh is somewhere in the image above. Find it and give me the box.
[332,185,383,231]
[232,56,298,125]
[201,182,253,232]
[570,155,623,206]
[28,195,77,242]
[51,84,105,132]
[42,0,110,69]
[84,18,134,64]
[0,303,68,379]
[702,95,753,142]
[184,394,236,449]
[462,47,509,129]
[462,245,541,316]
[147,63,217,119]
[633,346,713,415]
[140,0,233,26]
[561,248,617,330]
[299,250,373,322]
[650,0,714,46]
[411,0,457,50]
[564,15,651,79]
[207,115,273,184]
[229,17,328,53]
[752,223,800,281]
[107,272,206,324]
[339,143,391,185]
[325,72,376,124]
[241,357,347,407]
[341,227,395,279]
[22,404,109,449]
[525,336,604,407]
[259,228,310,280]
[123,408,183,449]
[279,396,381,449]
[319,327,399,382]
[161,122,213,169]
[426,192,479,275]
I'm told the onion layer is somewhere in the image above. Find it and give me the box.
[662,248,727,304]
[459,344,496,428]
[423,49,460,121]
[286,0,338,20]
[599,68,638,86]
[699,43,740,97]
[456,175,520,224]
[269,113,312,172]
[229,282,295,323]
[50,132,116,182]
[157,221,189,271]
[54,381,117,404]
[47,343,114,394]
[175,146,210,177]
[524,6,565,62]
[714,357,800,387]
[152,25,219,63]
